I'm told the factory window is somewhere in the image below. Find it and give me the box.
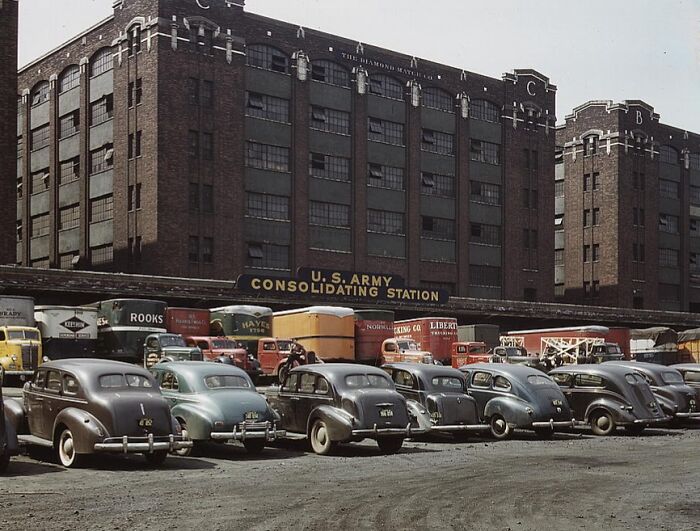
[189,183,199,212]
[632,207,645,227]
[245,192,290,221]
[127,184,141,211]
[554,249,564,265]
[368,74,403,100]
[59,111,80,139]
[368,117,404,146]
[30,169,50,194]
[30,125,50,151]
[555,180,564,197]
[30,214,50,238]
[659,145,679,165]
[59,204,80,230]
[421,129,453,155]
[367,163,404,191]
[59,253,77,269]
[470,223,501,246]
[422,87,453,112]
[309,106,350,135]
[58,65,80,93]
[89,144,114,174]
[470,140,500,165]
[30,81,50,107]
[57,157,80,186]
[659,179,679,199]
[309,153,350,182]
[90,95,114,126]
[128,79,142,107]
[202,133,214,160]
[89,244,113,266]
[659,214,679,234]
[202,185,213,213]
[246,92,289,123]
[690,153,700,171]
[128,131,142,159]
[311,60,350,87]
[246,243,289,270]
[470,99,500,123]
[309,201,350,228]
[632,243,646,263]
[583,135,598,156]
[16,220,22,242]
[421,172,454,198]
[202,80,214,107]
[188,77,199,105]
[523,229,538,249]
[554,214,564,227]
[469,265,501,288]
[421,216,455,241]
[245,142,290,172]
[659,248,679,268]
[202,237,214,264]
[247,44,289,74]
[188,130,199,158]
[90,48,113,77]
[470,181,501,205]
[367,210,405,235]
[188,236,199,263]
[690,186,700,205]
[90,194,114,223]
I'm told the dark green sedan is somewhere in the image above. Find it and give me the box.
[150,362,284,455]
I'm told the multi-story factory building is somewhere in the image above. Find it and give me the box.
[556,100,700,311]
[16,0,556,301]
[0,0,18,265]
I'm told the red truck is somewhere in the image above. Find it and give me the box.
[394,317,458,365]
[354,310,395,365]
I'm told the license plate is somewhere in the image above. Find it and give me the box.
[379,408,393,418]
[138,417,153,428]
[552,400,562,406]
[245,411,259,421]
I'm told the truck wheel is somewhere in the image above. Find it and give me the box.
[589,410,615,436]
[57,428,86,468]
[377,436,404,454]
[309,419,335,455]
[144,450,168,466]
[243,439,266,455]
[489,414,512,440]
[0,451,9,473]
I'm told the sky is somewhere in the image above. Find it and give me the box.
[17,0,700,131]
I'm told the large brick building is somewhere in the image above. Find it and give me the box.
[0,0,18,265]
[556,100,700,311]
[16,0,556,302]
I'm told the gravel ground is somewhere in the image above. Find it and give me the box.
[1,426,699,531]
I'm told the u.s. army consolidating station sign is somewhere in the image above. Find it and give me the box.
[236,268,449,305]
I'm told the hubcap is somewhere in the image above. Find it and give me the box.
[494,418,506,434]
[316,425,327,446]
[596,416,610,430]
[61,432,74,464]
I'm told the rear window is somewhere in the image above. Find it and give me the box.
[661,371,683,384]
[527,375,556,387]
[575,374,605,388]
[431,376,464,392]
[99,373,153,389]
[625,373,646,385]
[345,374,393,389]
[684,371,700,383]
[204,375,250,389]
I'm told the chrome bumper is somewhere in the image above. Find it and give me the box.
[94,434,192,453]
[211,421,285,442]
[430,423,489,433]
[531,419,576,430]
[352,423,425,438]
[675,411,700,420]
[633,415,673,425]
[4,370,34,376]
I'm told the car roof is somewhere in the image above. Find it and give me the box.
[670,363,700,371]
[39,358,152,378]
[383,362,464,379]
[604,361,675,375]
[549,364,634,378]
[460,363,544,378]
[290,363,388,379]
[151,361,248,378]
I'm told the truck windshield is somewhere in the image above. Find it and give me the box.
[160,335,186,348]
[7,330,39,340]
[606,345,622,354]
[211,339,237,349]
[397,341,418,351]
[345,374,393,389]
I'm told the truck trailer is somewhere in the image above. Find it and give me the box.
[34,305,98,361]
[393,317,458,365]
[354,310,395,365]
[210,305,273,357]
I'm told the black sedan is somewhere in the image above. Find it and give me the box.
[266,364,418,455]
[550,364,672,435]
[382,362,487,440]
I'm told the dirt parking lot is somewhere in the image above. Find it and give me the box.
[1,427,699,531]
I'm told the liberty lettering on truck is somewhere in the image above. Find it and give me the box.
[0,296,43,378]
[35,306,98,361]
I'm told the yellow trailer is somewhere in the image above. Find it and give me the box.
[678,329,700,363]
[272,306,355,362]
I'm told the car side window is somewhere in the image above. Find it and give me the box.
[472,371,492,388]
[315,376,330,395]
[282,372,300,392]
[574,374,605,388]
[63,373,80,395]
[551,373,573,387]
[456,345,467,354]
[299,373,316,394]
[46,371,62,393]
[385,342,397,352]
[197,341,209,350]
[493,376,512,391]
[393,370,415,389]
[161,372,179,391]
[33,369,47,389]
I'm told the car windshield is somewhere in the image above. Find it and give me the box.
[606,345,622,354]
[661,371,684,384]
[160,335,186,347]
[431,376,464,392]
[204,375,251,389]
[277,340,293,352]
[99,373,153,389]
[211,339,237,349]
[527,374,557,387]
[345,374,393,389]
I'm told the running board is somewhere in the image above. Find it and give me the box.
[18,434,54,448]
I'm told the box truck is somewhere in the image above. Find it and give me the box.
[0,296,42,377]
[393,317,458,365]
[34,305,98,360]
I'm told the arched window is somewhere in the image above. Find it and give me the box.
[470,99,499,123]
[583,135,599,156]
[30,81,50,106]
[247,44,289,74]
[90,48,113,77]
[58,65,80,93]
[368,74,403,100]
[659,145,679,165]
[422,87,453,112]
[690,153,700,171]
[311,60,350,87]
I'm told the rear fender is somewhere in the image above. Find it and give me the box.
[3,398,27,435]
[405,400,432,431]
[484,397,531,427]
[584,399,633,424]
[307,405,353,442]
[53,408,108,454]
[170,404,212,440]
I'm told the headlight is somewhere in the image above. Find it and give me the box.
[11,355,17,361]
[42,356,50,363]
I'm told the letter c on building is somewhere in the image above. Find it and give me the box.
[526,81,536,96]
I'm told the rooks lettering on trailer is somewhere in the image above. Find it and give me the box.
[129,313,165,325]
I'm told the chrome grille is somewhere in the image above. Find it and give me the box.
[21,344,40,370]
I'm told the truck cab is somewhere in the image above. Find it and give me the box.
[185,336,255,375]
[451,342,491,368]
[381,337,433,365]
[143,333,203,368]
[0,326,43,379]
[257,338,294,376]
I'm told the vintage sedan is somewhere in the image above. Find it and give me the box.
[459,363,575,439]
[549,365,672,435]
[382,363,488,439]
[266,364,417,455]
[150,362,284,455]
[1,367,19,472]
[670,364,700,401]
[604,361,700,422]
[3,359,191,467]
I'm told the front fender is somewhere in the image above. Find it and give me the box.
[584,400,634,425]
[307,405,354,442]
[654,394,677,416]
[406,400,432,431]
[484,397,532,428]
[3,398,27,435]
[170,403,212,441]
[53,408,109,454]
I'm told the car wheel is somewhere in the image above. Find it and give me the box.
[589,410,616,436]
[489,414,512,440]
[309,419,335,455]
[624,424,645,436]
[0,450,9,473]
[144,450,168,466]
[174,420,192,457]
[243,439,266,455]
[377,436,404,454]
[534,428,554,440]
[57,428,86,468]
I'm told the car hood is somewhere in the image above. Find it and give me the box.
[425,392,479,425]
[95,392,173,438]
[197,390,274,425]
[345,389,410,428]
